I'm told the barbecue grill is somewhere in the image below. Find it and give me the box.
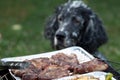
[0,47,120,80]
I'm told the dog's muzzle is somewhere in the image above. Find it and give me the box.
[54,31,76,49]
[56,31,66,42]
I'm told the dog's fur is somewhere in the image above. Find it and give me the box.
[44,0,108,57]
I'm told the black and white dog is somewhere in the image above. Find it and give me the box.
[44,0,108,59]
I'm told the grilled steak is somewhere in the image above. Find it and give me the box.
[38,65,69,80]
[22,73,38,80]
[28,57,51,70]
[51,53,79,70]
[11,53,108,80]
[74,58,108,74]
[11,64,38,77]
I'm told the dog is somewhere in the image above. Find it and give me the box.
[44,0,108,59]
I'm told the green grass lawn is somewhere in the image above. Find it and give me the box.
[0,0,120,66]
[88,0,120,61]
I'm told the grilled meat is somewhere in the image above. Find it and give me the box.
[74,58,108,74]
[38,65,69,80]
[11,53,108,80]
[22,73,38,80]
[28,57,51,70]
[11,64,38,77]
[51,53,79,70]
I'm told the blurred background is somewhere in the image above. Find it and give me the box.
[0,0,120,63]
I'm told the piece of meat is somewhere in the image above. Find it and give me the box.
[11,53,108,80]
[74,58,108,74]
[11,64,37,77]
[38,65,69,80]
[51,53,79,70]
[11,57,51,80]
[22,73,38,80]
[28,57,51,70]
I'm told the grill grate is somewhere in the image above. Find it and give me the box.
[0,69,15,80]
[105,61,120,80]
[0,73,9,80]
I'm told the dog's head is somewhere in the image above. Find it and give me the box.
[44,0,108,54]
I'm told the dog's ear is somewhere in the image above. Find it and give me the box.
[81,13,108,53]
[44,5,64,47]
[44,14,58,40]
[55,5,64,14]
[44,5,64,39]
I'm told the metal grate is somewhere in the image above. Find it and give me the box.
[104,61,120,80]
[110,61,120,73]
[0,69,15,80]
[0,73,9,80]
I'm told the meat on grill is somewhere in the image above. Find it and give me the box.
[12,64,38,77]
[22,73,38,80]
[50,53,79,70]
[11,53,108,80]
[38,65,69,80]
[74,58,108,74]
[28,57,51,70]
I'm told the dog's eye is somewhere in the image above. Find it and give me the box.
[58,16,63,22]
[72,16,80,24]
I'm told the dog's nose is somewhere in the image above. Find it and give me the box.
[56,31,66,41]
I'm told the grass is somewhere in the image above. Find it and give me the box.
[0,0,65,58]
[88,0,120,61]
[0,0,120,67]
